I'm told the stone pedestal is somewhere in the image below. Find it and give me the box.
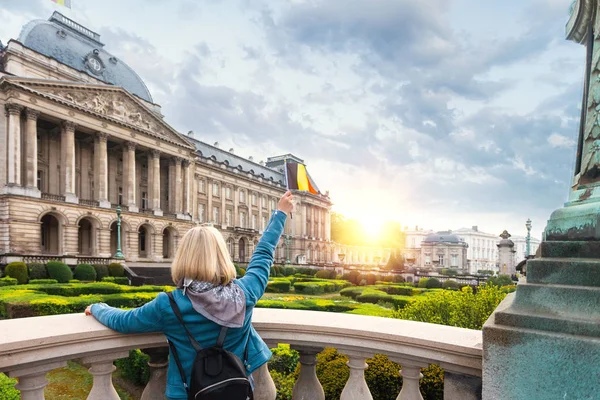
[483,241,600,400]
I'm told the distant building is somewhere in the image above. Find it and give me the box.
[452,226,499,274]
[419,232,468,272]
[403,226,434,267]
[511,235,540,260]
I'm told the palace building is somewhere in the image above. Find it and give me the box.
[0,12,390,267]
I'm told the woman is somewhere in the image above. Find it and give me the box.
[86,191,294,400]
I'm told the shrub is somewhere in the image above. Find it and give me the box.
[366,273,378,285]
[359,279,367,286]
[270,266,276,277]
[74,264,97,281]
[392,275,405,283]
[487,274,514,287]
[28,279,58,284]
[342,271,363,285]
[238,268,246,277]
[293,282,325,295]
[269,344,299,375]
[270,370,295,400]
[426,278,442,289]
[46,261,72,283]
[266,280,291,293]
[5,262,28,284]
[92,264,109,281]
[281,266,296,276]
[377,285,414,296]
[28,263,48,280]
[417,278,429,288]
[356,290,390,305]
[396,285,507,330]
[68,279,81,283]
[0,277,18,286]
[442,280,460,290]
[101,276,129,285]
[315,270,336,279]
[0,373,19,400]
[382,275,394,282]
[115,349,150,386]
[108,263,125,277]
[340,286,364,299]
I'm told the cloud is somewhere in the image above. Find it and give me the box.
[548,133,576,148]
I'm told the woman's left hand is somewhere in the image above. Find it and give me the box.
[85,305,93,316]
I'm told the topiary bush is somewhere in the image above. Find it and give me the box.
[92,264,109,281]
[426,278,442,289]
[5,262,28,284]
[269,344,299,375]
[74,264,97,281]
[0,277,18,286]
[46,261,72,283]
[102,276,129,285]
[115,349,150,386]
[315,270,336,279]
[108,263,125,277]
[442,280,460,290]
[238,268,246,277]
[340,286,365,299]
[27,263,48,280]
[417,278,429,288]
[266,280,291,293]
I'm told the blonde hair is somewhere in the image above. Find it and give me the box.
[171,225,236,285]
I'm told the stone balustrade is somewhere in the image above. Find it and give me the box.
[0,309,482,399]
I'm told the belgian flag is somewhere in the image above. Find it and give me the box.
[285,162,320,195]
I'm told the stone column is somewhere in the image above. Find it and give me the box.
[221,184,226,227]
[94,132,110,208]
[140,347,169,400]
[124,141,138,212]
[181,159,191,219]
[193,173,200,222]
[150,150,162,216]
[291,346,325,400]
[82,352,129,400]
[61,121,78,203]
[24,108,41,197]
[168,158,176,213]
[8,361,67,400]
[207,178,213,222]
[5,103,23,192]
[174,158,183,215]
[340,351,373,400]
[391,360,425,400]
[233,185,239,227]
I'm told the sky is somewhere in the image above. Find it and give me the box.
[0,0,584,240]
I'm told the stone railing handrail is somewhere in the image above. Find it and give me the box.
[0,309,483,400]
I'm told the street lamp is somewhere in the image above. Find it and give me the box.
[525,218,532,258]
[114,206,125,260]
[283,234,292,264]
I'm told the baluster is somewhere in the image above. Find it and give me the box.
[253,363,277,400]
[339,351,373,400]
[392,360,425,400]
[8,361,67,400]
[141,347,169,400]
[82,351,129,400]
[291,346,325,400]
[443,371,482,400]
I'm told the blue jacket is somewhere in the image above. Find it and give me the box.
[91,210,287,400]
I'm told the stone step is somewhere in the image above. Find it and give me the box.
[540,241,600,259]
[512,282,600,319]
[494,306,600,338]
[527,258,600,287]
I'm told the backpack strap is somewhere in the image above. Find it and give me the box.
[167,291,202,352]
[167,339,189,395]
[216,326,228,348]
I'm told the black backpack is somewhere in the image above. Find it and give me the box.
[166,292,253,400]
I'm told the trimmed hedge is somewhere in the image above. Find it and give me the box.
[92,264,109,281]
[115,350,151,386]
[46,261,72,283]
[102,276,129,285]
[28,263,48,280]
[108,263,125,277]
[442,280,460,290]
[266,280,291,293]
[74,264,97,281]
[28,279,58,284]
[0,277,18,286]
[5,262,28,284]
[315,270,336,279]
[340,287,365,299]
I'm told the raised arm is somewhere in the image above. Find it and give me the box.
[237,191,293,305]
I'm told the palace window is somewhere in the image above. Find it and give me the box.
[139,229,146,252]
[261,216,267,231]
[240,212,246,228]
[213,182,219,196]
[226,209,232,226]
[271,199,276,210]
[199,204,205,223]
[213,207,220,224]
[451,254,458,267]
[118,187,123,205]
[252,193,257,206]
[117,158,123,175]
[199,179,205,193]
[438,255,445,266]
[142,164,148,180]
[91,181,94,199]
[37,170,43,191]
[261,196,266,208]
[252,215,257,230]
[240,190,245,203]
[142,192,148,209]
[226,187,231,199]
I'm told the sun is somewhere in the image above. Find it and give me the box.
[359,217,385,239]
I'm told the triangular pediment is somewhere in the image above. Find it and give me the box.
[4,78,194,149]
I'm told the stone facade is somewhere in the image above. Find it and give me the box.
[0,14,345,266]
[419,232,469,272]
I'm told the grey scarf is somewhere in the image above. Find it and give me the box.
[177,278,247,328]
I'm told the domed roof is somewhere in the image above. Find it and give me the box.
[18,12,153,103]
[423,232,462,244]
